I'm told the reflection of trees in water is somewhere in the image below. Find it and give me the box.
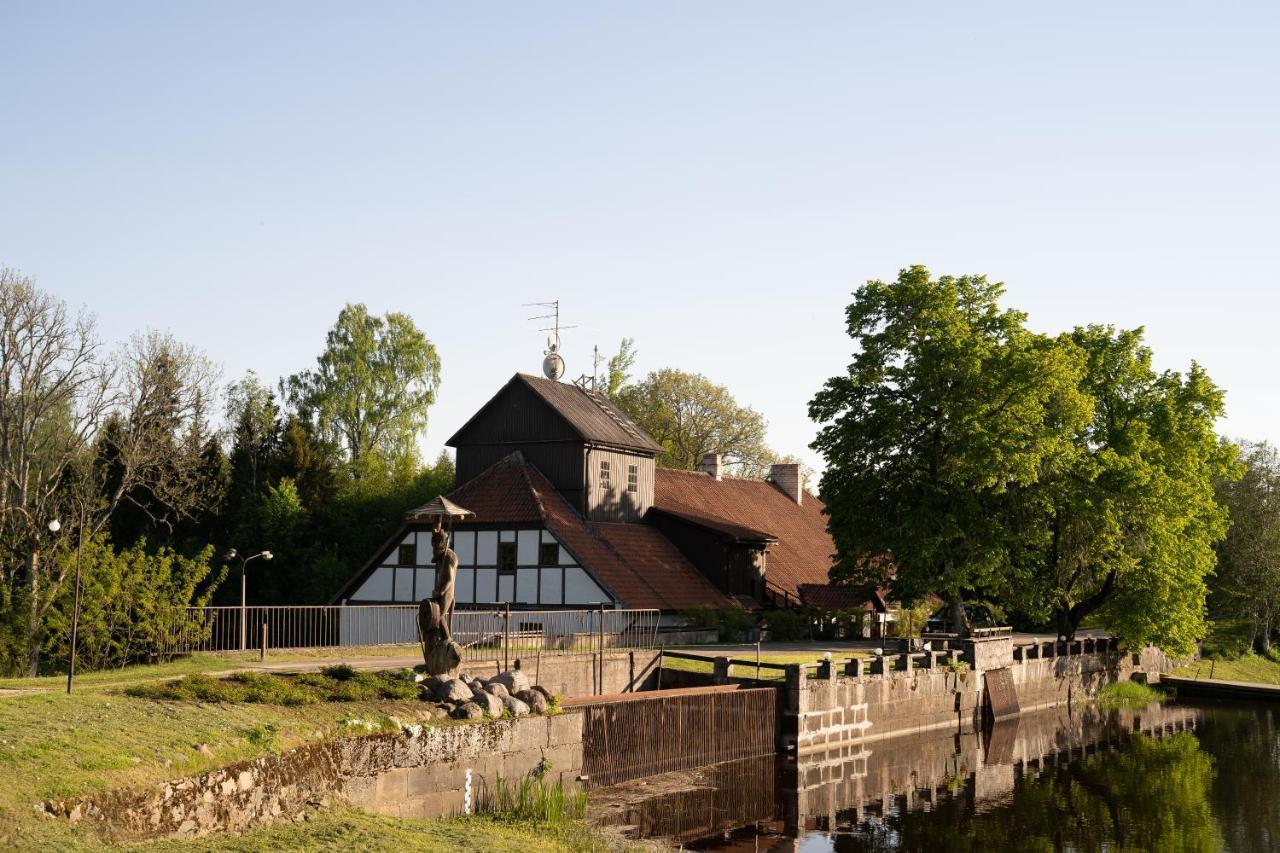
[1198,704,1280,853]
[839,732,1219,852]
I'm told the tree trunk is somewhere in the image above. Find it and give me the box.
[949,592,969,637]
[26,547,40,677]
[1257,608,1273,656]
[1055,567,1119,643]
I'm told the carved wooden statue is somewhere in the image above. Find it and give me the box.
[417,520,462,675]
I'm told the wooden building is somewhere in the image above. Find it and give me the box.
[334,372,864,614]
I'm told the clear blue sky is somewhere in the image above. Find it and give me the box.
[3,3,1277,472]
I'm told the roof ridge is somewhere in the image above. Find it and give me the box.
[515,456,548,523]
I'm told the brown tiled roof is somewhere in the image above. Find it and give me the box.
[448,452,733,611]
[514,374,663,454]
[591,523,736,611]
[648,506,777,544]
[445,453,545,524]
[797,583,882,613]
[653,468,835,598]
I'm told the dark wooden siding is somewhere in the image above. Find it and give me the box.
[451,380,581,444]
[456,442,587,510]
[647,511,730,592]
[586,449,655,522]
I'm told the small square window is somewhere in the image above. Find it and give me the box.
[539,542,560,566]
[627,464,638,493]
[498,541,517,572]
[397,544,415,565]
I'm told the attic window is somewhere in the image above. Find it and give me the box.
[600,459,611,489]
[397,544,415,565]
[627,464,638,492]
[539,542,560,566]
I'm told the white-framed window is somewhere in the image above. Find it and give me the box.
[600,459,611,488]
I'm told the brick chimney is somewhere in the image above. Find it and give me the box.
[769,463,803,505]
[698,452,722,481]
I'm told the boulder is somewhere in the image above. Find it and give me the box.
[490,669,530,695]
[530,684,553,702]
[484,682,509,700]
[515,689,548,714]
[432,678,473,703]
[502,695,531,717]
[470,677,488,689]
[473,690,503,718]
[451,702,485,721]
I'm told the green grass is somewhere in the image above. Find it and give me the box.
[1097,680,1169,709]
[0,644,423,693]
[1173,651,1280,685]
[0,684,445,847]
[123,669,422,706]
[482,773,587,825]
[7,808,634,852]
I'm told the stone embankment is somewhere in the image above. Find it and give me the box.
[42,668,583,842]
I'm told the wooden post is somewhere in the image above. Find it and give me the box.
[503,603,511,672]
[260,622,268,662]
[656,649,665,689]
[597,603,606,695]
[756,637,762,681]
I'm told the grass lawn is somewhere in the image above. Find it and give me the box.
[1172,652,1280,686]
[0,645,422,693]
[0,673,455,848]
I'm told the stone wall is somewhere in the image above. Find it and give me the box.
[46,714,584,842]
[505,649,661,698]
[785,642,1180,753]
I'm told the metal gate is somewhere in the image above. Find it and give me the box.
[572,685,779,788]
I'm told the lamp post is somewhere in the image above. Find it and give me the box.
[226,549,273,651]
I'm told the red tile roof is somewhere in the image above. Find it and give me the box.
[653,468,836,598]
[797,583,885,613]
[447,453,734,611]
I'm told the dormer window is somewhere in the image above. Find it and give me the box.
[600,459,611,489]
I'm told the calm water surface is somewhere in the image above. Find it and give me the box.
[589,700,1280,852]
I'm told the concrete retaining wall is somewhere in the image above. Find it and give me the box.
[506,649,661,698]
[47,714,584,842]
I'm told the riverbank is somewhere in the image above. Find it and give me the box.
[1172,651,1280,686]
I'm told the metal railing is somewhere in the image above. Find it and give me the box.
[159,605,661,663]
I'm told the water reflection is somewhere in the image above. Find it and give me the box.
[590,701,1280,853]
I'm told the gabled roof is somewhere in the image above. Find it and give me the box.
[653,468,836,598]
[405,495,475,521]
[447,373,663,455]
[797,583,887,613]
[648,506,778,544]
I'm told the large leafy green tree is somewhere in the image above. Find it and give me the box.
[1213,440,1280,653]
[286,304,441,479]
[1016,327,1236,653]
[616,368,777,476]
[810,266,1090,634]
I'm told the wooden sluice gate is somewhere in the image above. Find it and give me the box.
[565,685,780,788]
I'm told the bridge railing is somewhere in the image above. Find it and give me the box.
[159,605,661,664]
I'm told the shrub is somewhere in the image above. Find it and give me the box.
[1098,680,1169,709]
[320,664,359,681]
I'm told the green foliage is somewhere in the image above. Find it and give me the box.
[482,774,587,826]
[286,303,442,479]
[682,606,759,642]
[760,608,810,641]
[887,601,935,639]
[617,368,777,476]
[811,266,1091,628]
[1097,680,1169,708]
[31,537,224,675]
[812,266,1235,654]
[1213,440,1280,654]
[604,337,637,399]
[125,668,425,705]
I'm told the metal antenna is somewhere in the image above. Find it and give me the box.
[523,300,577,381]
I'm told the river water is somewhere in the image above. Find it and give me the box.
[588,699,1280,852]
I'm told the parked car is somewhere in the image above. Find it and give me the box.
[924,603,997,634]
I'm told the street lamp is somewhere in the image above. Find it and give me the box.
[226,549,274,651]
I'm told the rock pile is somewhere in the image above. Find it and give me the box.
[416,669,555,721]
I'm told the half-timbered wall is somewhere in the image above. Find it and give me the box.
[345,526,613,607]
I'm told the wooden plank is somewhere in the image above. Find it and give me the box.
[563,683,750,707]
[983,667,1020,720]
